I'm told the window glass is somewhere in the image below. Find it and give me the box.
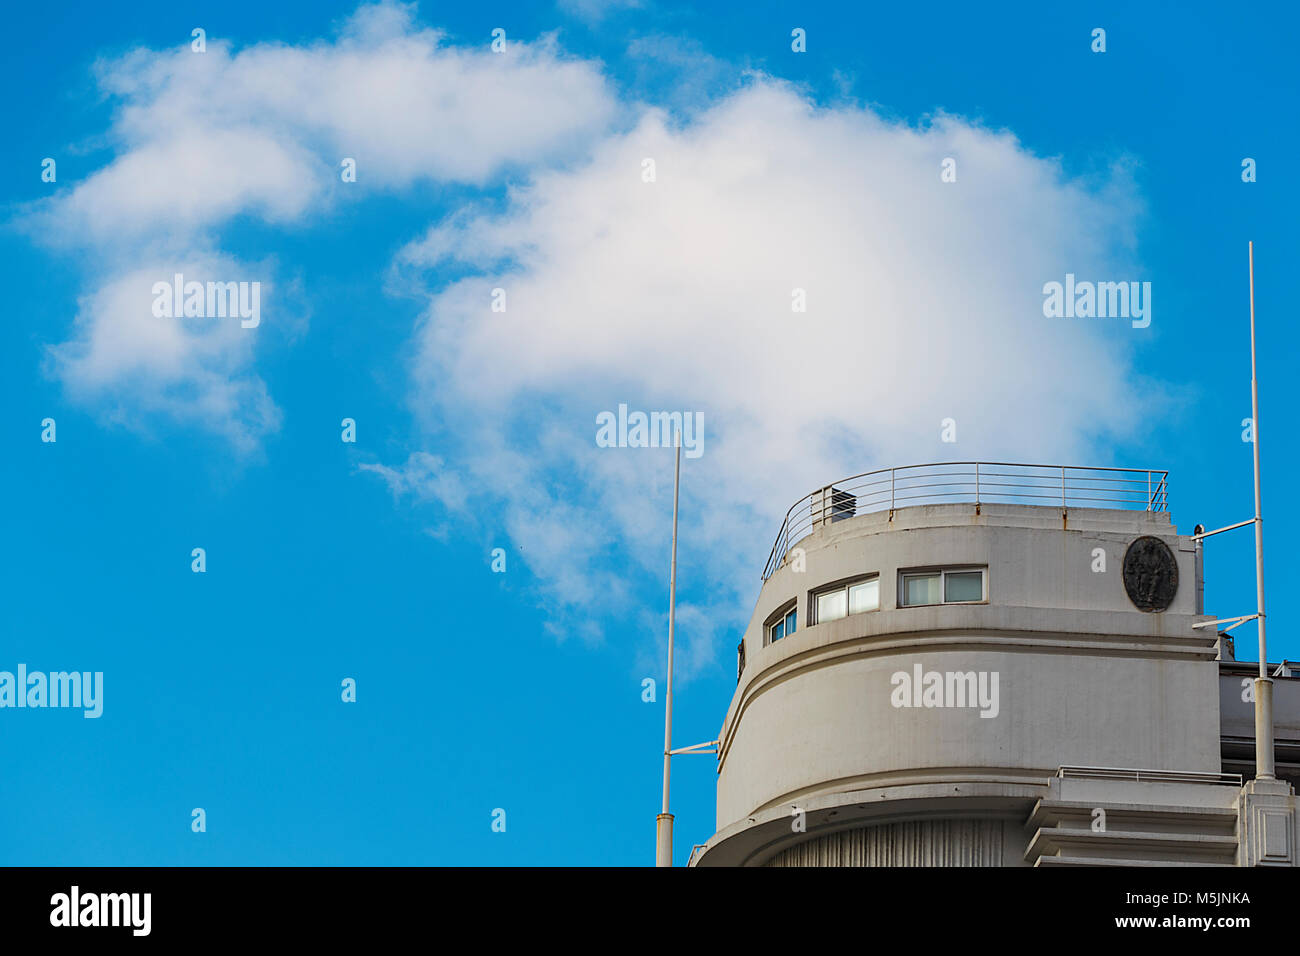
[770,619,784,641]
[903,572,942,606]
[945,571,983,602]
[817,589,848,623]
[848,579,879,614]
[785,608,797,634]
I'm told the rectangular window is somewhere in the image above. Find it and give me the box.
[767,603,797,644]
[900,567,986,607]
[944,570,984,603]
[902,572,941,607]
[848,579,879,614]
[813,575,879,624]
[816,589,848,624]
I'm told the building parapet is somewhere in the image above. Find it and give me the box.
[763,461,1169,579]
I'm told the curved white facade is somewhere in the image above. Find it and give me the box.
[692,500,1295,867]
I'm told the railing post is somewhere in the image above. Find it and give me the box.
[975,462,980,506]
[1061,466,1066,511]
[1147,471,1152,511]
[890,469,895,513]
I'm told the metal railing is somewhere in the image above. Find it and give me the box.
[1057,766,1242,787]
[761,461,1169,580]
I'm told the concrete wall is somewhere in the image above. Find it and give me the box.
[706,503,1221,862]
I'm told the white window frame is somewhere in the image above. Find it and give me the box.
[898,566,987,608]
[765,600,798,646]
[810,574,881,625]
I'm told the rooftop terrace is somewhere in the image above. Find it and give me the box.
[763,461,1170,579]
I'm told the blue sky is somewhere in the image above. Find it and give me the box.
[1,0,1297,866]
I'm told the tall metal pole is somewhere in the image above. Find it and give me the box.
[656,432,681,865]
[1248,241,1275,780]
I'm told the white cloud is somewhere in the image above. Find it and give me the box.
[558,0,646,24]
[623,34,747,113]
[26,6,1158,679]
[43,129,319,246]
[47,256,283,452]
[29,0,616,448]
[390,79,1152,679]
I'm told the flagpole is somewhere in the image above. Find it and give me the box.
[1248,241,1275,780]
[656,431,681,866]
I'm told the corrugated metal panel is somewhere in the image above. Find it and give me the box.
[764,819,1004,867]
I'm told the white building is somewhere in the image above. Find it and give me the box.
[691,462,1298,867]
